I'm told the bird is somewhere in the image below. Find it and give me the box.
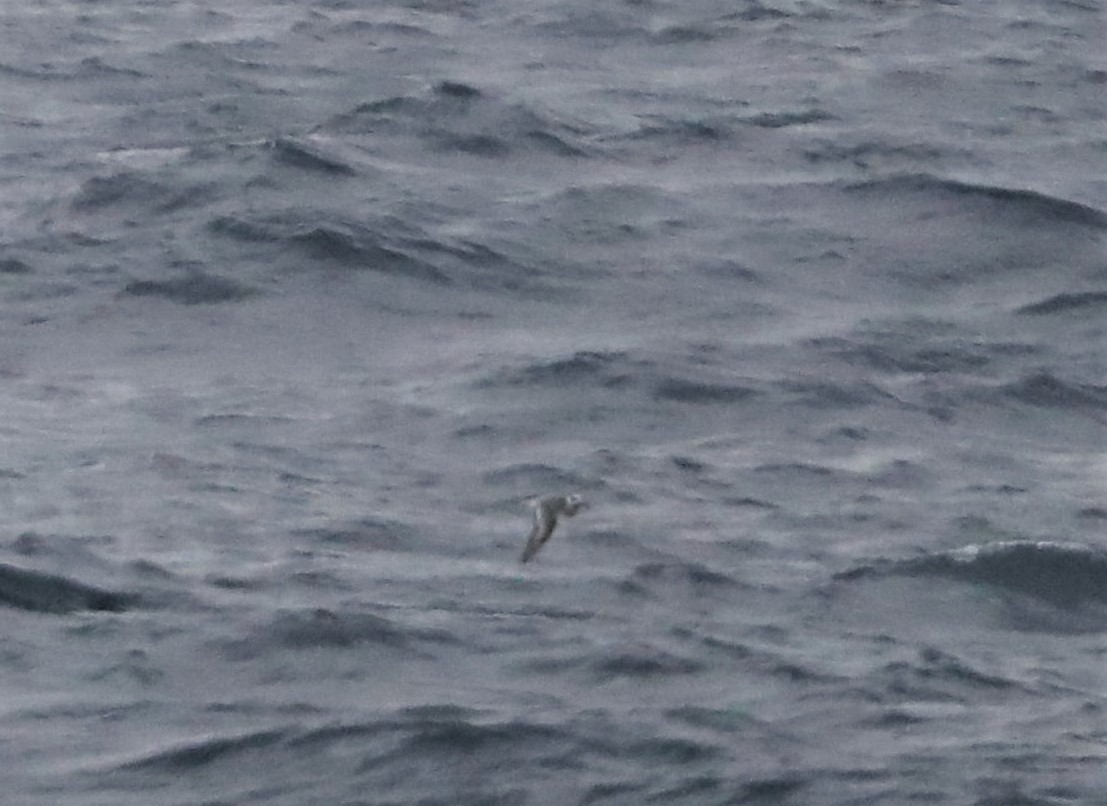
[519,494,586,563]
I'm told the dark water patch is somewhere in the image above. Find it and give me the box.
[195,413,294,429]
[644,776,721,802]
[804,138,954,168]
[77,56,148,79]
[733,775,809,802]
[693,258,761,282]
[525,129,590,157]
[482,463,589,491]
[0,61,71,81]
[671,455,707,472]
[777,377,893,408]
[537,182,689,243]
[840,542,1107,610]
[207,574,264,591]
[863,708,927,728]
[71,173,163,211]
[319,83,592,159]
[582,780,646,803]
[0,563,131,614]
[1001,372,1107,411]
[738,2,794,20]
[70,172,214,216]
[914,646,1016,690]
[653,377,757,405]
[88,648,165,686]
[722,495,779,510]
[0,258,33,274]
[818,425,868,443]
[630,561,743,592]
[631,737,716,765]
[432,132,511,157]
[865,459,934,489]
[1017,290,1107,316]
[220,608,423,660]
[963,483,1028,496]
[291,517,415,551]
[627,115,734,144]
[481,350,630,389]
[847,174,1107,229]
[678,625,839,684]
[653,22,727,44]
[289,222,451,285]
[115,728,289,772]
[11,530,93,557]
[532,9,649,41]
[666,705,756,734]
[435,80,481,99]
[284,719,399,753]
[285,213,535,292]
[808,335,993,375]
[745,108,834,128]
[290,569,350,591]
[590,645,704,680]
[128,559,176,580]
[771,659,833,684]
[270,137,355,176]
[207,214,282,243]
[754,462,834,478]
[121,272,259,304]
[400,718,566,754]
[863,646,1018,704]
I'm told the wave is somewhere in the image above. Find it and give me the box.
[269,137,356,176]
[622,115,735,145]
[0,258,33,275]
[846,173,1107,229]
[481,462,591,491]
[121,272,258,304]
[477,349,761,407]
[318,80,594,159]
[654,378,758,405]
[290,517,415,551]
[590,645,705,680]
[288,223,451,285]
[862,645,1021,706]
[629,560,745,592]
[208,211,548,293]
[108,707,719,800]
[806,334,997,375]
[0,562,131,614]
[1000,372,1107,412]
[115,727,289,773]
[838,541,1107,610]
[476,350,629,389]
[745,108,835,129]
[70,171,215,216]
[1017,291,1107,316]
[216,607,458,661]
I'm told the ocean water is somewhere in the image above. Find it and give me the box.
[1,1,1105,803]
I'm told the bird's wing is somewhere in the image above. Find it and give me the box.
[519,507,556,563]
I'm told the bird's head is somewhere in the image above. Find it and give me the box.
[562,493,586,517]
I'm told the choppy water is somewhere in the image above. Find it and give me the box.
[1,1,1106,803]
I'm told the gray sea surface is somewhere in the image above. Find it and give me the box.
[1,1,1106,803]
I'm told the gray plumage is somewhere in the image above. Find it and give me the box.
[519,494,586,563]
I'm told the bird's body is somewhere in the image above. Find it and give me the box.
[519,494,585,563]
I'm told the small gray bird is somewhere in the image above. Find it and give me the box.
[519,494,586,563]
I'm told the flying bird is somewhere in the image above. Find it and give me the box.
[519,494,586,563]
